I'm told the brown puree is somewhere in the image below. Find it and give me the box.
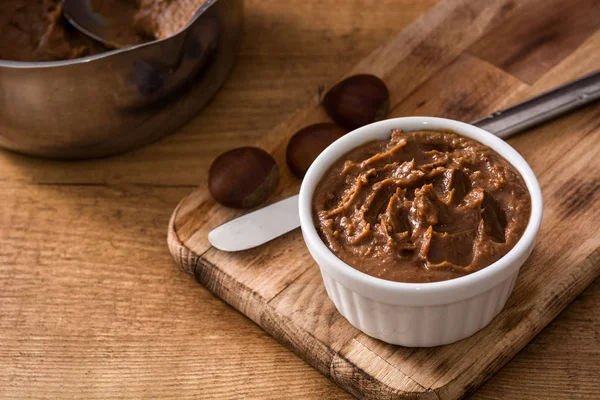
[313,129,531,283]
[0,0,206,62]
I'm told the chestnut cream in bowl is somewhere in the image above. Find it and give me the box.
[298,117,542,347]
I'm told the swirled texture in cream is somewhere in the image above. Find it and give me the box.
[313,129,531,283]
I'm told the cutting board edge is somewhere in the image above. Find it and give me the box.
[167,194,442,399]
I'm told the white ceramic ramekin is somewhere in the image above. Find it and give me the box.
[299,117,543,347]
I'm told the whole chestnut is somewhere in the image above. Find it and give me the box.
[286,123,347,178]
[323,74,390,131]
[209,147,280,209]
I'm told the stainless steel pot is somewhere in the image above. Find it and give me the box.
[0,0,243,158]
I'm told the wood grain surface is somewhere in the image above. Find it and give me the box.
[1,1,598,399]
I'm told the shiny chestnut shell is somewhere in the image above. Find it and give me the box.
[323,74,390,131]
[209,147,280,209]
[286,123,347,178]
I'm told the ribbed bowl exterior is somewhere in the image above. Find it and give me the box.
[320,270,519,347]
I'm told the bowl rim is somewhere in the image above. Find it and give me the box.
[0,0,218,68]
[298,116,543,306]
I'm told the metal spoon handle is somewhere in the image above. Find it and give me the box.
[472,69,600,138]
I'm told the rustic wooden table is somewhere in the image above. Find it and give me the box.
[0,1,598,399]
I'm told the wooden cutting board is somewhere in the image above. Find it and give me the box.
[168,0,600,398]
